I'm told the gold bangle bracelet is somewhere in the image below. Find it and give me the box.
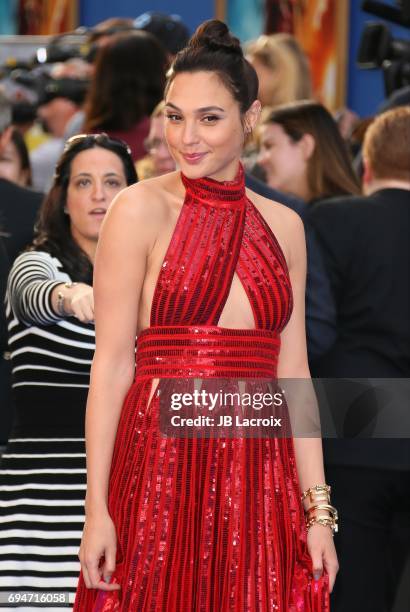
[301,484,331,504]
[306,504,338,516]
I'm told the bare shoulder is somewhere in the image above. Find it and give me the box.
[102,171,183,253]
[107,171,180,224]
[246,188,305,266]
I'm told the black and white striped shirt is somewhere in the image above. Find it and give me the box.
[6,251,95,391]
[0,251,93,605]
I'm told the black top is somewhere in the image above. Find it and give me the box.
[6,250,95,436]
[309,188,410,377]
[0,178,43,265]
[0,179,43,441]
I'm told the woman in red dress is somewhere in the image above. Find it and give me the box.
[73,20,338,611]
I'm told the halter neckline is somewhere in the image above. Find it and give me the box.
[180,162,246,204]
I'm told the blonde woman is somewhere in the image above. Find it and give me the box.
[246,33,313,108]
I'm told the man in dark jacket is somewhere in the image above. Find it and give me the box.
[309,107,410,612]
[0,92,43,445]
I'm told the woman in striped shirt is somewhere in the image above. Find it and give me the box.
[0,134,137,610]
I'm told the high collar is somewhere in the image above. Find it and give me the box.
[180,163,246,206]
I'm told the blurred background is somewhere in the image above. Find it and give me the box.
[1,0,409,116]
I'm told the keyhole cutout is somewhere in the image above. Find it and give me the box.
[217,271,257,330]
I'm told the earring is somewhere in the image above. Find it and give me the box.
[63,207,69,214]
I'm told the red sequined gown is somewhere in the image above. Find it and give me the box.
[73,166,329,611]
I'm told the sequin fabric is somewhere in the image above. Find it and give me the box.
[73,164,329,611]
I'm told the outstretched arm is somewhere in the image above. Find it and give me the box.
[277,213,327,494]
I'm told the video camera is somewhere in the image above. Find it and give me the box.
[8,69,88,125]
[0,31,90,126]
[358,1,410,96]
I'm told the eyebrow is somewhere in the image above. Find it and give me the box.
[165,102,225,113]
[72,172,122,178]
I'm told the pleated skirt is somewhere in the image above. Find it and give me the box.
[73,378,329,611]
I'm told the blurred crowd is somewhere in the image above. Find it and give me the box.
[0,11,409,612]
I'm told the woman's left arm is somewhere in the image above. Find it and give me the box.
[276,210,339,591]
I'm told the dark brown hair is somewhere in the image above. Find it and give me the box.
[11,128,32,186]
[88,17,134,44]
[262,101,361,201]
[165,20,258,114]
[32,134,138,283]
[84,31,167,132]
[363,106,410,182]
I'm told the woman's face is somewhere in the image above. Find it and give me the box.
[257,123,308,197]
[0,139,29,186]
[164,71,247,182]
[65,147,127,248]
[146,115,176,176]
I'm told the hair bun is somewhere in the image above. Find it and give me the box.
[189,19,243,57]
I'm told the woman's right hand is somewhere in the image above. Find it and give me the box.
[68,283,94,323]
[53,283,94,323]
[78,512,121,591]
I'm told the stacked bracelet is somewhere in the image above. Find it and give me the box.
[301,484,339,535]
